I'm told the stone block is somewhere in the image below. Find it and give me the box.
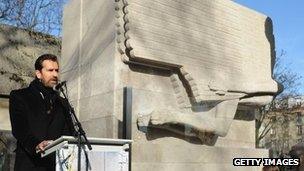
[61,69,80,101]
[61,0,81,72]
[132,163,263,171]
[81,116,115,138]
[78,92,115,121]
[118,68,174,95]
[131,142,268,163]
[216,120,255,148]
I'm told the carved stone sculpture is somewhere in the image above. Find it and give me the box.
[114,0,279,140]
[62,0,276,169]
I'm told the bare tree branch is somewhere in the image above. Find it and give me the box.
[0,0,67,36]
[256,50,302,150]
[259,120,273,140]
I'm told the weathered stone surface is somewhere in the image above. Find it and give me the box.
[0,24,61,95]
[132,118,256,148]
[118,0,278,100]
[81,116,115,138]
[114,0,278,139]
[132,163,262,171]
[131,142,267,163]
[216,120,256,148]
[132,143,267,171]
[62,0,276,170]
[78,92,115,121]
[0,98,10,131]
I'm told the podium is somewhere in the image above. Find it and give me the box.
[41,136,132,171]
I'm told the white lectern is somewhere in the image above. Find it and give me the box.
[40,136,132,171]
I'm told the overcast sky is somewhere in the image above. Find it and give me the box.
[234,0,304,94]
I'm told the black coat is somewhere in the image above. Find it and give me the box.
[9,79,75,171]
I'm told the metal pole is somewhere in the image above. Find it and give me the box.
[78,134,81,171]
[0,94,9,99]
[123,87,132,171]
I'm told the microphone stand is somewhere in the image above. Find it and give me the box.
[57,83,92,171]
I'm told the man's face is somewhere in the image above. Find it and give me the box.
[35,60,59,88]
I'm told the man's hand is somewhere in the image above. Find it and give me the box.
[35,140,53,153]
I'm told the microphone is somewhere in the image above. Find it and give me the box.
[53,81,67,91]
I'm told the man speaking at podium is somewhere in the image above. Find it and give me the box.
[9,54,75,171]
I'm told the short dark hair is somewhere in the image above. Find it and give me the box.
[35,54,58,70]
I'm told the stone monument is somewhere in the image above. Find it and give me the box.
[61,0,279,170]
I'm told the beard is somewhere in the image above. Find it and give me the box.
[42,78,58,88]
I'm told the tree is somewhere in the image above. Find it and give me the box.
[0,0,67,36]
[256,50,302,150]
